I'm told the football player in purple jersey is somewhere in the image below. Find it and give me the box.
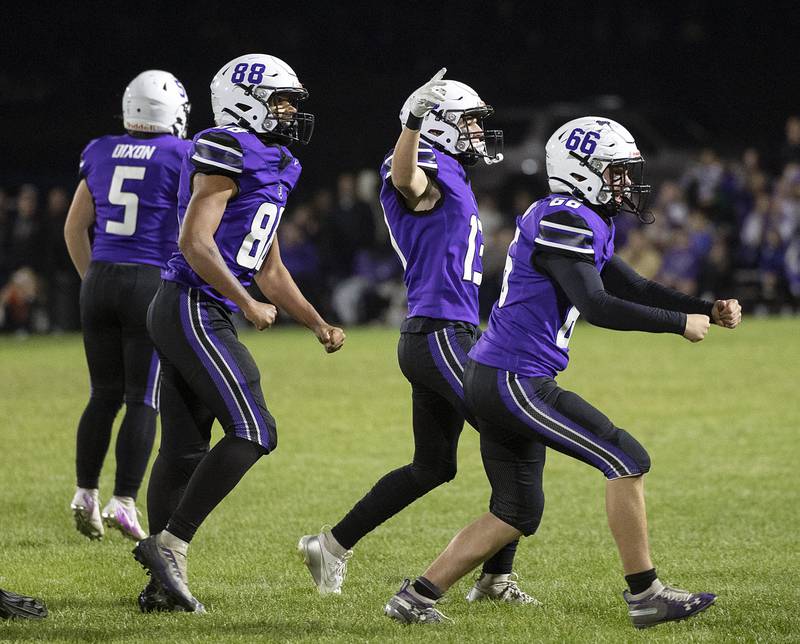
[132,54,344,613]
[64,70,192,542]
[299,70,536,605]
[384,117,742,628]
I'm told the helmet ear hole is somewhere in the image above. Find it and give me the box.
[236,103,252,112]
[570,172,587,182]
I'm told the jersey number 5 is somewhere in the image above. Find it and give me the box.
[106,166,146,236]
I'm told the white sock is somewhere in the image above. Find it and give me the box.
[112,495,136,507]
[159,530,189,556]
[480,573,511,585]
[404,584,436,607]
[629,578,663,600]
[322,530,349,558]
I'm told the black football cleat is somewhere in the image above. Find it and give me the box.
[138,578,186,613]
[0,588,48,619]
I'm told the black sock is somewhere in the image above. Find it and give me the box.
[75,397,121,489]
[146,451,201,535]
[113,403,157,499]
[331,464,434,550]
[166,435,265,543]
[412,576,442,601]
[625,568,658,595]
[482,539,519,575]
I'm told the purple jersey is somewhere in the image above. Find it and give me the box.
[162,126,301,311]
[380,144,483,325]
[80,133,191,267]
[471,194,615,377]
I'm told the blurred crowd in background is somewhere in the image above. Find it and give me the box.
[2,115,800,335]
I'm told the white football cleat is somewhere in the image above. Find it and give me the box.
[101,496,147,540]
[70,488,104,540]
[298,529,352,595]
[466,572,541,605]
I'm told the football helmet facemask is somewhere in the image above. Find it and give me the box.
[545,116,652,221]
[122,70,190,138]
[400,80,503,166]
[210,53,314,145]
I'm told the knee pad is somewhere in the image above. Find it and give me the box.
[616,428,651,474]
[483,452,545,537]
[88,390,124,411]
[488,479,544,537]
[409,459,457,491]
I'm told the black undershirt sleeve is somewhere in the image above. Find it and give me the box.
[601,255,715,316]
[533,252,687,334]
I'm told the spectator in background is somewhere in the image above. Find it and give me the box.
[780,115,800,167]
[774,164,800,242]
[758,228,788,311]
[784,238,800,304]
[476,193,503,235]
[655,181,689,227]
[687,209,714,257]
[657,228,700,295]
[739,193,773,267]
[0,188,11,281]
[682,148,723,211]
[0,267,43,334]
[322,173,376,277]
[41,186,81,331]
[617,228,661,279]
[698,236,732,300]
[8,184,41,272]
[278,209,323,310]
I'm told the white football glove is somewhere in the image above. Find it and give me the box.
[408,68,447,118]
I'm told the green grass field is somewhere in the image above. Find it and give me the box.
[0,319,798,642]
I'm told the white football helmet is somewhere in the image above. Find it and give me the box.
[399,80,503,166]
[122,70,190,138]
[210,53,313,145]
[545,116,651,219]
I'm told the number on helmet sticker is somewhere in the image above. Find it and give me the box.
[463,214,484,285]
[564,128,600,155]
[231,63,249,83]
[556,306,580,348]
[247,64,265,84]
[106,165,146,236]
[236,202,284,270]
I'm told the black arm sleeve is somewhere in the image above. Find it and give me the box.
[601,255,715,316]
[534,252,686,334]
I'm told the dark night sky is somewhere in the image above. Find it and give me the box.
[2,1,799,197]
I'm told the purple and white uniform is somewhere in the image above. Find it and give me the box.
[148,126,301,450]
[471,194,615,378]
[80,133,192,266]
[380,143,484,326]
[163,125,301,311]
